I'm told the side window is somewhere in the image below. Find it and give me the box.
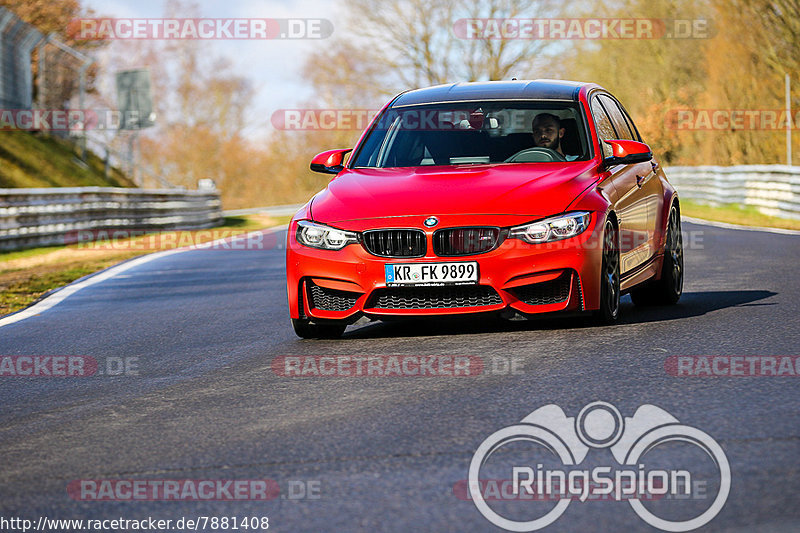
[618,102,643,142]
[590,98,616,158]
[598,95,634,140]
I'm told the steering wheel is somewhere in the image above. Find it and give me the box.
[505,147,567,163]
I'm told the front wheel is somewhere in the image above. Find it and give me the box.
[291,318,346,339]
[630,205,683,306]
[593,220,621,324]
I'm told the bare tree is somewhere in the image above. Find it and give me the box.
[305,0,562,105]
[460,0,560,81]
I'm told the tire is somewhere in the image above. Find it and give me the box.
[291,318,346,339]
[630,205,684,306]
[594,220,621,324]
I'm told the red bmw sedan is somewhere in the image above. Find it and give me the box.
[286,80,683,338]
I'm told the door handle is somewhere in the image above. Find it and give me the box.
[636,170,654,188]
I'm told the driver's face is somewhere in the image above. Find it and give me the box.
[532,120,563,150]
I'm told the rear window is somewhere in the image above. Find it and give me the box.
[598,95,635,141]
[351,101,590,168]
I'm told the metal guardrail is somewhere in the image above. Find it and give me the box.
[0,187,223,250]
[667,165,800,220]
[222,204,304,217]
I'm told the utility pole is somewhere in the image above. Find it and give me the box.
[36,34,50,109]
[787,73,792,166]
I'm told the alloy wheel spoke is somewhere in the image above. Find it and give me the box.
[668,208,683,293]
[604,227,619,312]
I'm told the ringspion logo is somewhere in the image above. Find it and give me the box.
[468,402,730,531]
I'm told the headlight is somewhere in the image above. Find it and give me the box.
[296,220,359,250]
[509,212,591,243]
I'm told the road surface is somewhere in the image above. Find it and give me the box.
[0,221,798,532]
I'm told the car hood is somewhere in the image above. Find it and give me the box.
[310,162,599,223]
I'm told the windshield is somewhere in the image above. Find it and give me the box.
[350,101,590,168]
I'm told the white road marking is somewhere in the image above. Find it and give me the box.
[0,226,287,329]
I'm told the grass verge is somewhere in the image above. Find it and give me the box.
[680,200,800,231]
[0,215,290,316]
[0,130,134,188]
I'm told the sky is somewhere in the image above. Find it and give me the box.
[82,0,345,139]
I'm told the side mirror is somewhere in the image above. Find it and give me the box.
[310,149,352,175]
[602,140,652,169]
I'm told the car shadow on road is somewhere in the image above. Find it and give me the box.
[615,289,777,325]
[341,289,778,339]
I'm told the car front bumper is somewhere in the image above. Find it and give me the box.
[286,213,606,322]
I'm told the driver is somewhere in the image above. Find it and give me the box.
[531,113,579,161]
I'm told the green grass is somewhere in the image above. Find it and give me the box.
[0,215,288,316]
[0,130,134,188]
[681,200,800,231]
[1,263,129,314]
[0,245,64,262]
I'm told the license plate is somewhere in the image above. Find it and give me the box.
[385,262,478,286]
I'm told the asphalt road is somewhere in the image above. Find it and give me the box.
[0,221,798,532]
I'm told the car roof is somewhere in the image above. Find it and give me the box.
[390,79,598,107]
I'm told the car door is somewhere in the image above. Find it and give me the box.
[592,94,652,274]
[614,98,665,261]
[590,96,648,273]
